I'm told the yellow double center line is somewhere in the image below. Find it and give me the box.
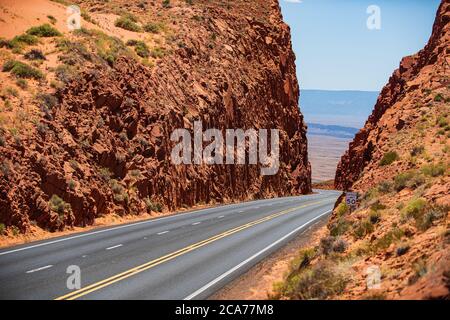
[56,200,326,300]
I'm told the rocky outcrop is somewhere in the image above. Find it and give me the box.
[0,0,311,233]
[335,0,450,191]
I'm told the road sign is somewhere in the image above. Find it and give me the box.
[346,192,358,208]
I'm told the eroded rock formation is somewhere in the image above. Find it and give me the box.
[0,0,311,233]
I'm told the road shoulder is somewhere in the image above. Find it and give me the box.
[210,218,329,300]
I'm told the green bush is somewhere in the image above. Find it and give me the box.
[8,34,39,50]
[26,24,61,37]
[377,181,392,194]
[410,145,425,157]
[434,94,443,102]
[144,198,163,212]
[393,171,414,191]
[335,202,349,217]
[272,261,347,300]
[379,151,399,166]
[437,116,448,128]
[151,47,165,58]
[115,16,141,32]
[329,218,350,237]
[373,227,404,252]
[0,223,5,235]
[16,79,28,89]
[49,194,71,216]
[369,210,381,224]
[2,60,43,79]
[353,219,374,239]
[126,40,149,58]
[144,23,160,33]
[421,163,446,177]
[402,198,427,220]
[289,248,316,273]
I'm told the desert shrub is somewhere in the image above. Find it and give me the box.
[115,15,141,32]
[144,198,163,212]
[332,238,347,253]
[48,194,71,216]
[393,171,414,191]
[0,135,5,147]
[377,180,392,194]
[2,60,43,79]
[0,223,5,235]
[143,23,160,33]
[15,79,28,90]
[36,122,49,134]
[437,116,448,128]
[162,0,171,8]
[36,93,58,111]
[126,40,149,58]
[402,198,427,220]
[67,179,76,190]
[434,93,443,102]
[1,86,19,98]
[320,236,336,255]
[335,202,349,217]
[55,64,76,83]
[421,163,446,177]
[410,145,425,157]
[99,167,112,180]
[151,47,165,58]
[4,34,39,51]
[370,200,386,211]
[273,261,347,300]
[373,227,404,252]
[24,49,46,60]
[353,219,374,239]
[289,248,316,273]
[130,169,142,178]
[416,206,448,231]
[380,151,399,166]
[329,218,350,237]
[408,259,427,285]
[93,32,130,65]
[369,210,381,224]
[396,244,410,256]
[26,24,61,37]
[47,15,57,24]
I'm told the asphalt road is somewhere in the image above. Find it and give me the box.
[0,190,340,300]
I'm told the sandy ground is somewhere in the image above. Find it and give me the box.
[210,219,329,300]
[308,134,351,182]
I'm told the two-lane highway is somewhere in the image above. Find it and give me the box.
[0,190,340,300]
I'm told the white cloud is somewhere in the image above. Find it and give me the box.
[284,0,303,3]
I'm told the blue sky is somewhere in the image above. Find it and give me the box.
[279,0,441,91]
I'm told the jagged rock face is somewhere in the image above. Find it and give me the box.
[0,0,311,232]
[335,0,450,191]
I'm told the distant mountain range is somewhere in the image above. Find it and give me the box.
[300,90,379,128]
[307,123,359,139]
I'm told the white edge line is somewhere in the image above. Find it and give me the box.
[157,231,169,235]
[26,265,53,274]
[218,215,225,219]
[183,209,332,300]
[0,191,333,256]
[192,222,201,226]
[106,244,123,250]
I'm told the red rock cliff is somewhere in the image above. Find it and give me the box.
[335,0,450,191]
[0,0,311,233]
